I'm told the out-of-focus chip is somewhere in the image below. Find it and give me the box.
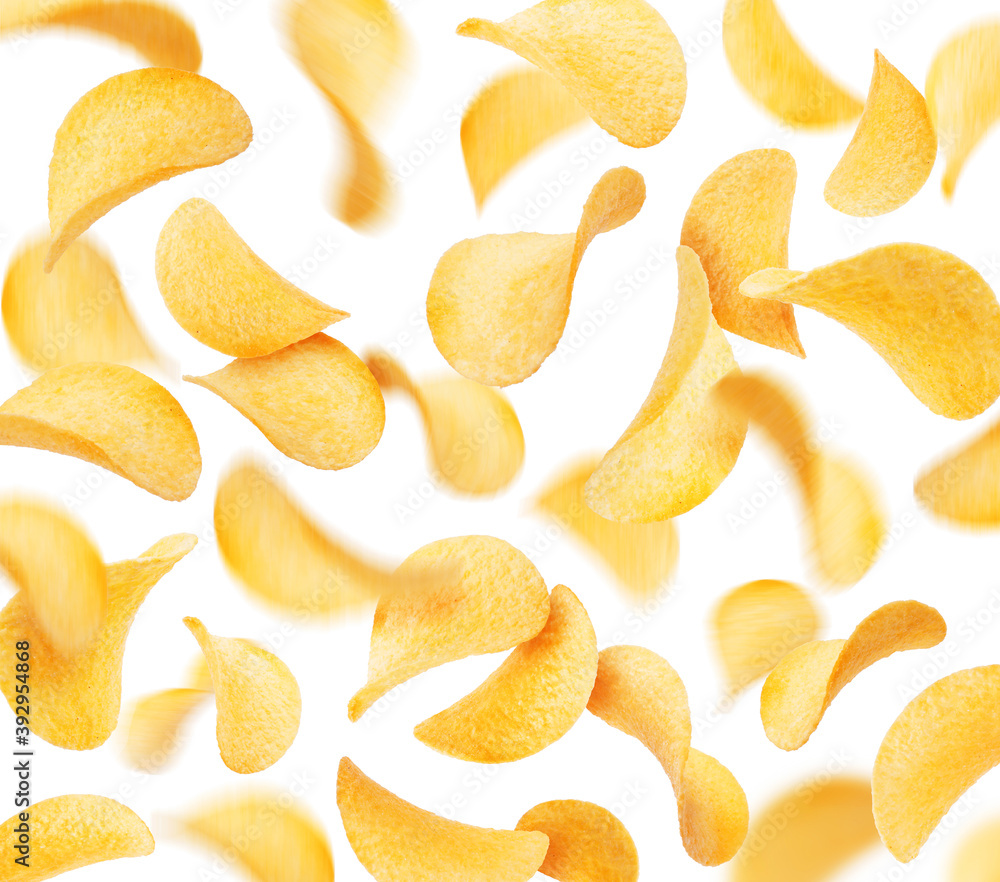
[951,818,1000,882]
[123,688,211,773]
[349,535,549,721]
[427,167,645,386]
[185,333,384,470]
[587,645,748,866]
[46,68,252,271]
[338,757,549,881]
[0,362,201,500]
[585,246,747,523]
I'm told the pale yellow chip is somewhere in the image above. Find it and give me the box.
[338,757,549,881]
[951,818,1000,882]
[185,333,384,470]
[0,534,196,749]
[722,0,863,127]
[46,68,252,271]
[873,665,1000,862]
[584,246,747,523]
[349,535,549,721]
[586,645,749,866]
[427,167,645,386]
[123,687,211,773]
[0,362,202,500]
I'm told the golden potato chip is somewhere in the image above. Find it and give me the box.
[427,167,645,386]
[156,199,347,357]
[185,333,384,470]
[586,645,748,866]
[338,757,549,881]
[349,535,549,721]
[184,617,301,774]
[585,246,746,523]
[951,818,1000,882]
[414,584,597,763]
[366,349,524,494]
[0,533,196,749]
[760,600,946,750]
[46,68,252,271]
[873,665,1000,862]
[722,0,862,127]
[515,799,638,882]
[123,687,211,773]
[0,362,201,500]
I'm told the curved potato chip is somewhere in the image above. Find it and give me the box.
[585,245,747,523]
[680,149,802,357]
[515,799,638,882]
[722,0,863,127]
[338,757,548,881]
[156,199,347,357]
[349,535,549,721]
[366,349,524,494]
[185,333,384,470]
[414,584,597,763]
[123,687,211,773]
[586,645,749,866]
[0,533,196,749]
[184,617,301,774]
[873,665,1000,862]
[0,362,201,500]
[951,818,1000,882]
[427,167,645,386]
[46,68,252,271]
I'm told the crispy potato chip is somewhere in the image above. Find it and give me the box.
[951,818,1000,882]
[427,167,645,386]
[586,645,748,866]
[338,757,549,881]
[123,687,211,773]
[585,246,746,523]
[349,535,549,721]
[722,0,862,127]
[46,68,252,271]
[516,799,638,882]
[185,333,384,470]
[0,362,201,500]
[156,199,347,357]
[184,617,301,774]
[873,665,1000,862]
[0,534,196,749]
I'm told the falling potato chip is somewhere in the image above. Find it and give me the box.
[46,68,252,271]
[0,534,196,749]
[0,362,201,500]
[584,246,747,523]
[349,535,549,721]
[951,818,1000,882]
[586,645,749,866]
[427,167,645,386]
[338,757,549,881]
[123,687,211,773]
[873,665,1000,862]
[185,333,384,470]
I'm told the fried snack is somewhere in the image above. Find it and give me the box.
[951,818,1000,882]
[123,687,212,773]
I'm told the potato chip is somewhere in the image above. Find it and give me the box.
[123,687,211,773]
[0,533,196,749]
[46,68,252,271]
[584,246,746,523]
[338,757,549,881]
[366,349,524,494]
[680,149,802,357]
[348,535,549,721]
[0,362,201,500]
[185,333,384,470]
[515,799,639,882]
[873,665,1000,862]
[951,818,1000,882]
[427,167,645,386]
[184,617,301,774]
[156,199,347,357]
[760,600,946,750]
[722,0,862,127]
[586,645,748,866]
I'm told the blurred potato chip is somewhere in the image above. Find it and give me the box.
[951,818,1000,882]
[585,246,747,523]
[338,757,549,881]
[0,362,202,500]
[124,687,211,773]
[586,645,748,866]
[427,167,645,386]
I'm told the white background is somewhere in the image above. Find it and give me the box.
[2,0,1000,878]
